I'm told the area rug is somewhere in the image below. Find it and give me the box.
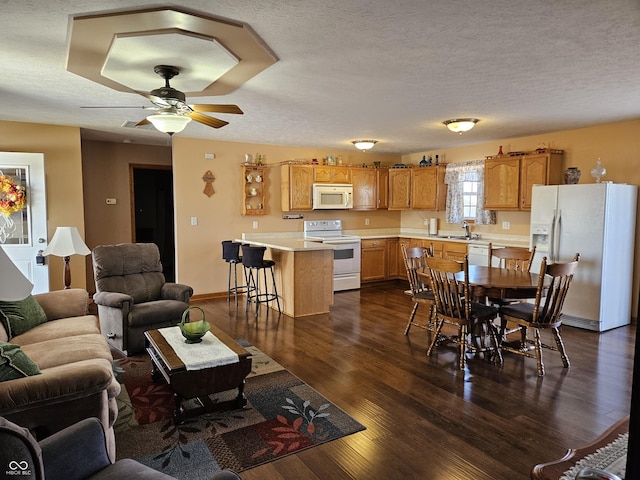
[114,340,365,478]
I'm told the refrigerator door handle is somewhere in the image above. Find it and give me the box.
[554,210,562,262]
[549,210,556,262]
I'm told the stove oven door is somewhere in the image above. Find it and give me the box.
[323,239,361,291]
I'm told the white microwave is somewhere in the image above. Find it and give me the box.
[312,183,353,209]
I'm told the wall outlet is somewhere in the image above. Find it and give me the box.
[365,218,370,226]
[105,198,117,205]
[423,218,429,226]
[502,221,510,230]
[204,153,215,159]
[253,221,259,229]
[191,217,198,226]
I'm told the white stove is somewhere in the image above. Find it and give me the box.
[303,220,361,291]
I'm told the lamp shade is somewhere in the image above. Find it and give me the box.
[147,112,192,134]
[42,227,90,257]
[0,246,34,301]
[443,118,479,133]
[352,140,377,151]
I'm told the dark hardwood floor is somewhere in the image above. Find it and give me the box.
[193,281,635,480]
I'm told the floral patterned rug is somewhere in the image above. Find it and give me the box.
[114,340,365,478]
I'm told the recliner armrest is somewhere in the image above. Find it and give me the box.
[40,417,111,480]
[93,291,133,310]
[161,283,193,302]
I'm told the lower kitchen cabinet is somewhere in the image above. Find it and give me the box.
[361,238,388,281]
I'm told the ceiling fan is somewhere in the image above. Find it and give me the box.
[83,65,243,134]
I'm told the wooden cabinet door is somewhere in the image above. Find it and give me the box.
[411,167,438,210]
[361,239,387,281]
[377,168,389,209]
[281,165,313,211]
[387,238,400,278]
[520,154,548,210]
[442,241,467,261]
[484,157,521,210]
[388,169,411,209]
[314,166,350,183]
[351,168,377,210]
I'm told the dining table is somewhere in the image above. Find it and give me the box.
[457,265,542,301]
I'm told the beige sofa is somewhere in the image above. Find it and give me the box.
[0,289,120,461]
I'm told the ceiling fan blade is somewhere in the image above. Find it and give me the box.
[135,118,151,127]
[188,112,229,129]
[81,106,152,109]
[137,91,172,109]
[190,104,244,115]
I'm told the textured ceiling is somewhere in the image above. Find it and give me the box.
[1,1,639,154]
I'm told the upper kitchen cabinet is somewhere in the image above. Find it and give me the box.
[388,168,412,209]
[519,151,564,209]
[314,165,350,183]
[350,167,377,210]
[484,150,563,211]
[389,166,446,210]
[376,168,389,209]
[281,164,313,211]
[412,166,446,210]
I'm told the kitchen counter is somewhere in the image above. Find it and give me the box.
[350,228,530,248]
[237,234,334,318]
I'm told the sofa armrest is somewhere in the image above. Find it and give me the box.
[161,283,193,302]
[93,291,133,310]
[40,417,111,480]
[0,359,118,415]
[33,289,88,320]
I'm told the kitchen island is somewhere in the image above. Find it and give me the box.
[236,235,335,318]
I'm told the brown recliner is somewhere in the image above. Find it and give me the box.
[92,243,193,356]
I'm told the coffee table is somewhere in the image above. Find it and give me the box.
[144,325,252,424]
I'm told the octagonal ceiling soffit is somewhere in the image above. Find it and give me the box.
[66,7,278,97]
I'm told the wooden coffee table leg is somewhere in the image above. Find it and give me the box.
[234,379,247,409]
[151,361,162,383]
[174,393,187,424]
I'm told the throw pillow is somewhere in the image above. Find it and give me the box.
[0,341,40,381]
[0,295,48,339]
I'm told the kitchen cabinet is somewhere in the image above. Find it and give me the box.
[361,238,388,281]
[281,164,314,211]
[314,165,350,183]
[242,165,267,215]
[387,238,401,277]
[388,169,412,209]
[351,167,377,210]
[389,166,447,211]
[484,151,563,211]
[429,239,467,260]
[377,168,389,209]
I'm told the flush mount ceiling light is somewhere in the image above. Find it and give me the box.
[147,111,192,134]
[443,118,479,134]
[352,140,377,151]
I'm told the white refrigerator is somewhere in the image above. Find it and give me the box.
[529,183,637,331]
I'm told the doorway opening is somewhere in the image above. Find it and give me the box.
[130,165,175,282]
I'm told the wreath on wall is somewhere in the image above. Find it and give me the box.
[0,174,27,216]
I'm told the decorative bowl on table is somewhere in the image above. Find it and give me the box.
[179,306,211,343]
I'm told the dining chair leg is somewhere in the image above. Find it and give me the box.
[534,328,545,376]
[552,327,571,368]
[488,322,503,366]
[404,302,420,335]
[458,324,467,370]
[426,318,445,356]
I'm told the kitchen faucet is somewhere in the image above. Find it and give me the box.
[462,221,470,238]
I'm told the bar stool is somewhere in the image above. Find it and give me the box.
[222,240,247,304]
[241,244,281,316]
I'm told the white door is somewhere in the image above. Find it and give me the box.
[0,152,49,293]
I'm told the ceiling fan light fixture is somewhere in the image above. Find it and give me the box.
[352,140,377,151]
[147,112,192,134]
[443,118,479,134]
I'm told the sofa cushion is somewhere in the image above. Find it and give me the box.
[0,341,40,381]
[11,316,100,347]
[20,334,113,370]
[0,295,47,339]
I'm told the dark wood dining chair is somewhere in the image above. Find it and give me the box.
[425,255,502,370]
[401,244,435,335]
[499,253,580,376]
[487,244,536,309]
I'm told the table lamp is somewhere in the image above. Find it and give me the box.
[0,245,34,301]
[42,226,91,289]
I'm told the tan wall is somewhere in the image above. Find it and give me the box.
[171,137,400,296]
[0,121,85,291]
[81,140,173,290]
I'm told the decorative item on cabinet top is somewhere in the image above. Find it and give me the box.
[485,148,563,160]
[242,164,266,216]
